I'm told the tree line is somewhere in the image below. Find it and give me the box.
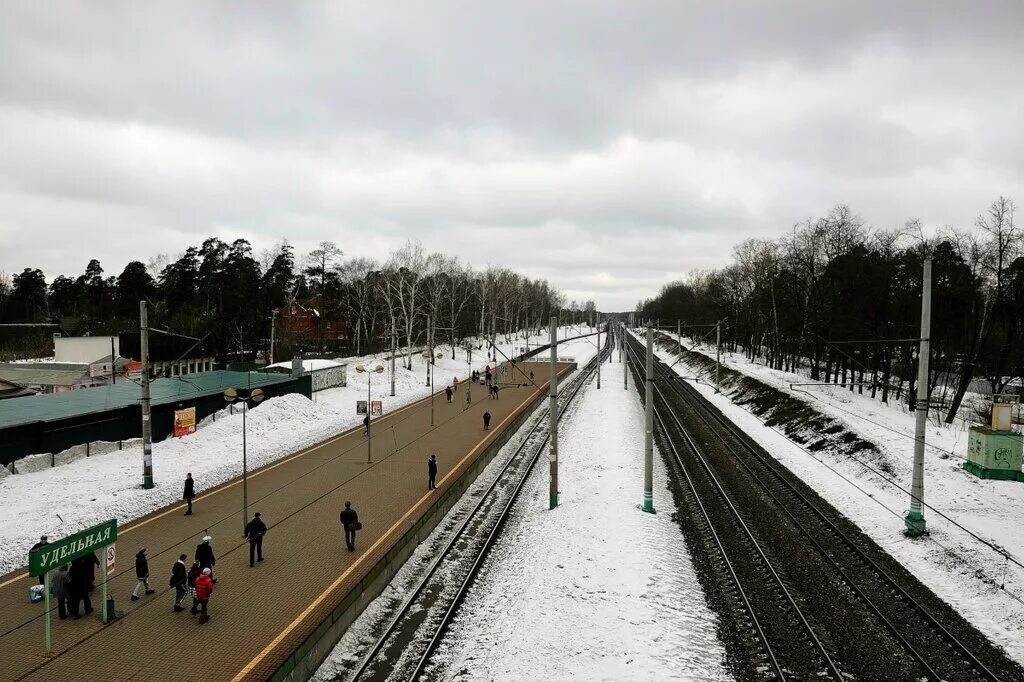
[0,238,598,365]
[636,198,1023,423]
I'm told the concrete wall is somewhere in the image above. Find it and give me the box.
[54,337,119,364]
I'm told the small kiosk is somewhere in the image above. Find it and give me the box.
[963,395,1023,481]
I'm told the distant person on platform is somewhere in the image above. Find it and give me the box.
[68,557,93,618]
[131,547,156,601]
[445,386,453,403]
[363,414,370,436]
[84,551,100,591]
[183,473,196,515]
[428,454,438,490]
[52,564,72,619]
[244,512,267,567]
[452,376,459,392]
[340,502,359,551]
[30,535,48,553]
[194,568,214,624]
[195,536,216,581]
[483,411,491,430]
[170,553,189,612]
[187,561,201,613]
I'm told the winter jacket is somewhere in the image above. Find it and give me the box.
[428,458,438,476]
[244,518,268,542]
[69,558,91,594]
[183,477,195,500]
[339,508,358,530]
[170,560,187,588]
[186,565,201,588]
[52,568,72,599]
[194,573,214,601]
[195,542,216,567]
[135,551,149,579]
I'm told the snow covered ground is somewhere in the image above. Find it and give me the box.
[0,327,595,576]
[426,359,731,681]
[651,331,1024,665]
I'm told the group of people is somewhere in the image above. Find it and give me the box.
[33,535,99,620]
[125,530,219,623]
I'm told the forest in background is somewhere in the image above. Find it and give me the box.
[0,239,598,367]
[636,198,1023,424]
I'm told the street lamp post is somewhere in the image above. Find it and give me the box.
[224,379,265,533]
[356,363,385,463]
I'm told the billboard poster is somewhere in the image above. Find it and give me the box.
[356,400,367,415]
[173,406,197,437]
[370,400,383,416]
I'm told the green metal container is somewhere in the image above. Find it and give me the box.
[963,426,1024,481]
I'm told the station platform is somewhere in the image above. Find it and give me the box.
[0,359,576,681]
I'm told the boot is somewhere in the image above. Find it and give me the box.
[199,612,209,624]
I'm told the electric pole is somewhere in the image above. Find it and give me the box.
[596,312,601,389]
[425,315,431,386]
[390,322,396,397]
[906,257,933,536]
[140,300,154,489]
[643,325,654,513]
[623,321,627,390]
[677,319,682,357]
[716,320,721,392]
[549,316,558,510]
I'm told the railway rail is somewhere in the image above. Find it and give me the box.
[625,330,1020,681]
[346,336,610,682]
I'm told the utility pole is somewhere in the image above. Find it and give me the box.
[390,322,396,397]
[643,325,654,513]
[425,315,432,386]
[677,319,682,357]
[596,312,601,389]
[549,316,558,510]
[716,320,721,393]
[906,257,932,536]
[269,309,277,364]
[491,310,497,362]
[110,336,116,385]
[623,321,628,390]
[140,301,154,489]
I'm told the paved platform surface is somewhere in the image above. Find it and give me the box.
[0,360,574,681]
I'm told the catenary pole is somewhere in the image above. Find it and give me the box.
[623,321,628,390]
[643,325,655,512]
[596,313,601,389]
[140,300,154,489]
[426,315,431,386]
[390,322,396,397]
[715,320,721,392]
[906,257,933,536]
[677,319,682,357]
[549,316,558,509]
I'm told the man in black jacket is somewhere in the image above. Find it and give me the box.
[339,502,359,551]
[183,473,196,515]
[428,454,438,490]
[131,547,155,601]
[68,557,93,618]
[195,536,216,581]
[169,554,188,611]
[244,512,268,567]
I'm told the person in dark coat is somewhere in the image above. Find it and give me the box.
[68,557,93,619]
[428,454,438,490]
[183,473,196,515]
[170,554,188,611]
[186,561,202,614]
[492,384,500,400]
[244,512,268,567]
[194,568,214,623]
[339,502,359,551]
[362,415,370,436]
[483,411,491,430]
[52,564,72,619]
[445,386,453,403]
[195,536,216,580]
[131,547,155,600]
[84,551,100,591]
[29,535,49,553]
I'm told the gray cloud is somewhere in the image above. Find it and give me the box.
[1,1,1023,309]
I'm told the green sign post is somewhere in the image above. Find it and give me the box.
[28,519,117,655]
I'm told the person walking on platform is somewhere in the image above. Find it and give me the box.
[131,547,155,600]
[183,473,196,515]
[244,512,268,567]
[196,536,216,581]
[52,564,72,619]
[483,411,492,430]
[84,551,99,591]
[362,414,370,436]
[492,384,500,400]
[187,561,201,614]
[194,568,214,624]
[170,554,188,611]
[340,501,359,551]
[428,454,438,490]
[445,386,453,403]
[452,376,459,393]
[68,557,92,618]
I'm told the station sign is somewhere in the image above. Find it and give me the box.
[29,519,118,577]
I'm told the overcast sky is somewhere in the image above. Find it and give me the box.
[1,2,1022,310]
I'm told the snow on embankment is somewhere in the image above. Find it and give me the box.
[0,393,338,576]
[649,331,1024,664]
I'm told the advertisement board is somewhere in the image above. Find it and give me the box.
[311,365,347,392]
[356,400,367,415]
[370,400,383,416]
[173,406,197,437]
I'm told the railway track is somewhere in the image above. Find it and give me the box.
[345,336,610,682]
[625,330,1020,681]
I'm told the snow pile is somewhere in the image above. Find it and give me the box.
[431,362,731,680]
[648,330,1024,664]
[266,358,345,372]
